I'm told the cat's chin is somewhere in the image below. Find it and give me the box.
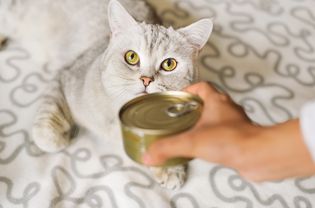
[136,89,165,97]
[137,92,148,96]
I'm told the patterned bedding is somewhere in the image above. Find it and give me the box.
[1,0,315,207]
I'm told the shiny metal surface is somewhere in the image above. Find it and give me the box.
[119,91,203,166]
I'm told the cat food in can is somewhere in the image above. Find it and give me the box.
[119,91,203,167]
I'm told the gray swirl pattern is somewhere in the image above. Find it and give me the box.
[1,0,315,207]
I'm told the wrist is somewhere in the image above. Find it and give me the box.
[228,122,265,169]
[234,119,315,181]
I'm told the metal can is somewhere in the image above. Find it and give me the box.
[119,91,203,167]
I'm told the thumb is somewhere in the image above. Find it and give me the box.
[142,132,195,166]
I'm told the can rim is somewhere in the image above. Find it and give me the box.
[119,91,204,135]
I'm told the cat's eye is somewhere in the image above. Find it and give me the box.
[161,58,177,71]
[125,50,140,65]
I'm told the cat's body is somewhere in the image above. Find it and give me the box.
[0,0,158,70]
[29,0,213,190]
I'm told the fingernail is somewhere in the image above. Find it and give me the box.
[142,153,153,165]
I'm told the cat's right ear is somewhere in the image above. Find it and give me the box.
[177,18,213,51]
[108,0,139,36]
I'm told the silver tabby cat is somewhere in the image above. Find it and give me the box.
[31,0,213,190]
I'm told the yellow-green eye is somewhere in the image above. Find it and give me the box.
[125,50,140,65]
[161,58,177,71]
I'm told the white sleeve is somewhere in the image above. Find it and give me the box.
[300,100,315,162]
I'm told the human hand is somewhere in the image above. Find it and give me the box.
[143,81,257,167]
[142,82,315,181]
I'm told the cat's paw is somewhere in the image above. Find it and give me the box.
[32,124,73,153]
[150,165,187,190]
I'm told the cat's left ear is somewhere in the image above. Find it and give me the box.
[177,18,213,50]
[108,0,139,36]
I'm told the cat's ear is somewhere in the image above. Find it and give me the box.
[177,18,213,50]
[108,0,138,36]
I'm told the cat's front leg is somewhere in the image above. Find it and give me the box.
[150,165,187,190]
[32,77,76,152]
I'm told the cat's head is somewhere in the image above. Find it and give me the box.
[101,0,213,107]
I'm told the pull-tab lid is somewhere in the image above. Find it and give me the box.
[119,91,203,135]
[166,101,199,118]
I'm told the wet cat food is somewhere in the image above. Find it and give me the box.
[119,91,203,166]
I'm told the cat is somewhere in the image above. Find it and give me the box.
[31,0,213,190]
[0,0,158,71]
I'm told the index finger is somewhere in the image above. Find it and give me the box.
[183,82,219,99]
[143,131,195,166]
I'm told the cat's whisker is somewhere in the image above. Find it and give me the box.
[107,82,138,88]
[115,88,134,99]
[183,76,193,82]
[106,87,138,96]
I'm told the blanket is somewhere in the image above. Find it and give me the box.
[1,0,315,207]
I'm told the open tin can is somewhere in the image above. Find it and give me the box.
[119,91,203,167]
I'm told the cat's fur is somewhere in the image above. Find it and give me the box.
[30,0,213,190]
[0,0,158,70]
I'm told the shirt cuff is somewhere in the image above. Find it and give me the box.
[300,100,315,162]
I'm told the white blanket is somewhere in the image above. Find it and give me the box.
[1,0,315,207]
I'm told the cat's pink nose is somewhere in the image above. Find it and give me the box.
[140,76,154,87]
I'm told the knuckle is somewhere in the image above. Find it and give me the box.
[219,93,230,101]
[198,82,219,98]
[199,81,214,91]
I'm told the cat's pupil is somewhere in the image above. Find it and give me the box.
[130,53,134,59]
[167,59,171,66]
